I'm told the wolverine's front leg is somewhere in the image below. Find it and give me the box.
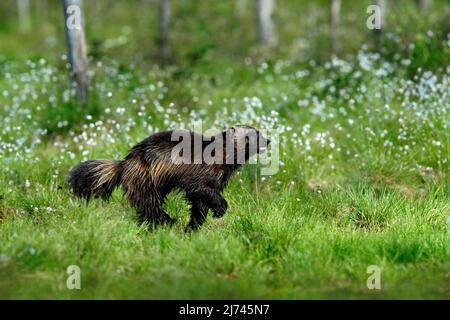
[186,200,210,231]
[186,189,228,231]
[189,188,228,217]
[210,193,228,218]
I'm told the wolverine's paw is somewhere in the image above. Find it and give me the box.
[185,217,204,232]
[157,215,175,226]
[184,223,197,233]
[137,212,175,228]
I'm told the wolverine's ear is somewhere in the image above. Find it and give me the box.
[228,126,237,139]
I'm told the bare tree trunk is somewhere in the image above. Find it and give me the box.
[374,0,385,52]
[37,0,48,21]
[159,0,170,60]
[17,0,31,32]
[62,0,88,105]
[417,0,431,9]
[255,0,276,47]
[235,0,248,17]
[330,0,341,56]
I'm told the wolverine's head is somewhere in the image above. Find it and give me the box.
[224,125,270,164]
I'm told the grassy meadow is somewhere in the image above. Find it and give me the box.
[0,0,449,299]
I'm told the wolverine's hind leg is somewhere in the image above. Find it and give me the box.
[121,159,173,227]
[137,193,174,226]
[125,185,173,226]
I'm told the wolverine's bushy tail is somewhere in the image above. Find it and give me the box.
[69,160,122,200]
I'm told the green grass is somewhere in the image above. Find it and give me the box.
[0,0,449,299]
[0,181,448,299]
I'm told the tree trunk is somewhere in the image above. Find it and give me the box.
[330,0,341,56]
[374,0,385,52]
[417,0,431,9]
[17,0,31,32]
[159,0,170,60]
[37,0,48,21]
[62,0,88,105]
[235,0,248,17]
[255,0,276,47]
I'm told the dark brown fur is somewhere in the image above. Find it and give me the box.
[69,126,269,230]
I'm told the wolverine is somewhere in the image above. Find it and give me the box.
[69,125,270,230]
